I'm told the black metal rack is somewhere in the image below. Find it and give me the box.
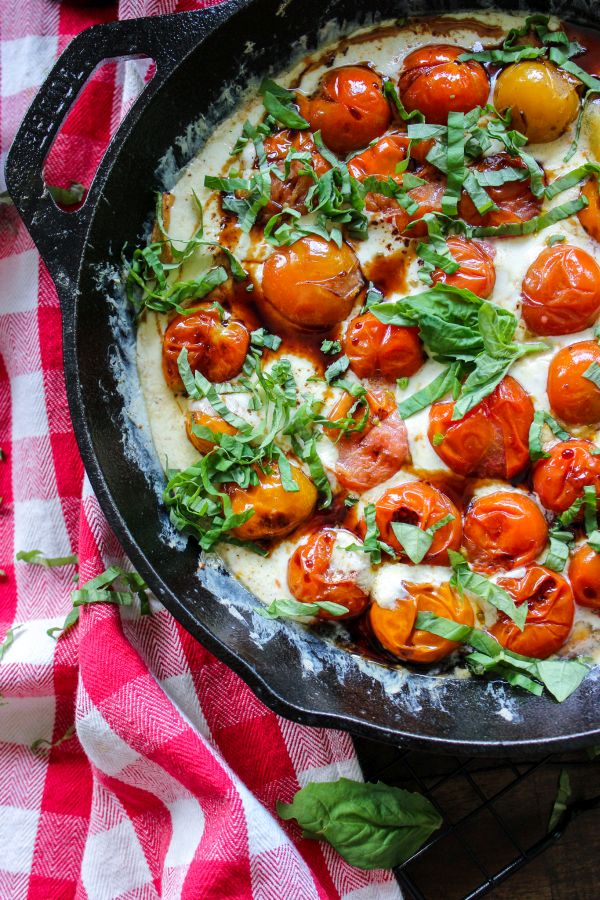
[354,738,600,898]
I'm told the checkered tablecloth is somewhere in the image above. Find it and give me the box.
[0,0,401,896]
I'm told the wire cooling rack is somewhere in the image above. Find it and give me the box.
[354,738,600,899]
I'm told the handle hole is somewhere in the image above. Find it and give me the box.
[43,56,156,213]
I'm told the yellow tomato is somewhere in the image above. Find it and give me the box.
[493,61,579,143]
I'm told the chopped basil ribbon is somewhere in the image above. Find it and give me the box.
[398,362,462,420]
[583,361,600,390]
[415,213,460,285]
[16,549,78,568]
[448,550,527,630]
[321,339,342,355]
[324,354,350,384]
[442,112,466,216]
[559,496,585,527]
[471,197,587,237]
[277,778,442,870]
[588,530,600,553]
[263,207,343,248]
[257,598,348,620]
[415,612,589,702]
[547,233,567,246]
[345,503,393,565]
[259,79,309,130]
[528,410,570,461]
[545,162,600,200]
[584,485,599,537]
[463,171,497,215]
[472,166,528,188]
[458,47,545,64]
[383,79,425,123]
[391,514,455,564]
[362,282,384,312]
[543,526,574,573]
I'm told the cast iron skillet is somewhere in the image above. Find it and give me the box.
[6,0,600,753]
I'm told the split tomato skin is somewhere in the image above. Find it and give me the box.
[287,527,371,619]
[532,440,600,515]
[228,466,317,542]
[162,306,250,390]
[521,244,600,336]
[428,376,534,479]
[491,565,575,659]
[463,491,548,572]
[343,312,425,380]
[430,237,496,299]
[399,44,490,124]
[547,340,600,426]
[569,544,600,611]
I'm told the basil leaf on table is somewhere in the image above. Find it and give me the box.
[277,777,442,870]
[16,549,78,568]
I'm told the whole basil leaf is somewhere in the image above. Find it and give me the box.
[277,778,442,869]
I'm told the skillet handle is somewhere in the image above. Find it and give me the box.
[5,7,233,288]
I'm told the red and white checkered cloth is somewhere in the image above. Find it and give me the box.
[0,0,402,897]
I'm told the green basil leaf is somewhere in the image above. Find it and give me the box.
[320,339,342,355]
[546,233,567,246]
[47,181,85,206]
[451,354,513,420]
[559,496,584,527]
[471,197,587,237]
[463,171,496,215]
[536,658,589,703]
[583,361,600,390]
[383,79,425,123]
[587,529,600,553]
[543,527,574,573]
[528,410,570,461]
[259,79,309,130]
[548,770,571,832]
[449,551,527,630]
[258,598,348,620]
[398,362,462,419]
[324,354,350,383]
[390,523,434,564]
[277,777,442,870]
[16,549,78,568]
[584,485,599,537]
[458,47,545,63]
[442,112,466,216]
[545,162,600,200]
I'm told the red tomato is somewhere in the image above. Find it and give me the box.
[491,565,575,658]
[297,66,391,155]
[348,133,410,218]
[521,245,600,336]
[373,481,462,564]
[162,306,249,390]
[459,154,542,229]
[228,465,317,541]
[430,237,496,298]
[428,376,534,479]
[331,389,409,493]
[577,177,600,242]
[262,129,330,218]
[547,341,600,426]
[399,44,490,124]
[532,440,600,514]
[569,544,600,610]
[261,236,364,331]
[343,312,424,380]
[369,581,474,664]
[463,491,548,571]
[287,527,371,619]
[186,409,236,454]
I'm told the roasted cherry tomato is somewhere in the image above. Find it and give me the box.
[297,66,391,155]
[430,237,496,298]
[547,341,600,426]
[463,491,548,571]
[261,236,364,331]
[287,527,371,619]
[331,389,409,493]
[494,61,579,144]
[373,481,462,564]
[162,306,250,390]
[578,177,600,242]
[521,245,600,336]
[399,44,490,124]
[343,312,425,380]
[186,408,237,454]
[491,565,575,658]
[428,376,534,479]
[401,168,447,236]
[348,133,410,216]
[262,129,330,218]
[569,544,600,610]
[369,581,474,664]
[532,439,600,514]
[228,465,317,541]
[459,153,542,229]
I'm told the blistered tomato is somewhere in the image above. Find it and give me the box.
[262,129,330,218]
[459,153,542,229]
[463,491,548,571]
[369,581,474,664]
[493,60,579,143]
[297,66,391,155]
[162,306,249,390]
[343,312,424,380]
[578,177,600,242]
[186,409,237,454]
[569,544,600,610]
[430,237,496,298]
[521,245,600,336]
[287,527,371,619]
[373,482,462,565]
[547,341,600,426]
[428,376,534,479]
[261,236,364,331]
[399,44,490,124]
[532,440,600,514]
[491,565,575,658]
[228,465,317,541]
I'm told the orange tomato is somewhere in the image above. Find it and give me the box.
[521,245,600,336]
[162,306,249,390]
[347,132,410,219]
[459,153,542,229]
[430,237,496,298]
[297,66,391,155]
[373,481,462,564]
[262,129,330,219]
[186,409,236,454]
[398,44,490,124]
[287,527,371,619]
[401,167,446,237]
[578,177,600,242]
[343,312,424,380]
[369,581,474,664]
[532,439,600,514]
[547,341,600,426]
[331,389,409,493]
[228,465,317,541]
[463,491,548,571]
[569,544,600,610]
[428,376,534,479]
[261,236,364,331]
[491,565,575,658]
